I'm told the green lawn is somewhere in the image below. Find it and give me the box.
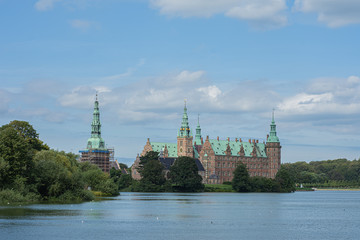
[204,184,234,192]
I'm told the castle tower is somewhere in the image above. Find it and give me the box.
[177,100,193,157]
[87,93,106,149]
[195,114,202,145]
[80,94,110,173]
[266,109,281,178]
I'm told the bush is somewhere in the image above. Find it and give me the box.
[0,189,40,204]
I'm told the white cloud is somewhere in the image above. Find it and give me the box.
[150,0,288,29]
[69,19,99,31]
[58,70,280,123]
[294,0,360,27]
[278,76,360,117]
[35,0,60,11]
[58,86,98,108]
[225,0,287,28]
[198,85,222,99]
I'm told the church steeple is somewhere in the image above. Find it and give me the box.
[267,109,279,143]
[87,93,106,149]
[178,100,192,137]
[195,114,202,145]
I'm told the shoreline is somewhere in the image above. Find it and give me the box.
[315,188,360,191]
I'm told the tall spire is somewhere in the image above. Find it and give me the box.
[195,114,202,144]
[267,108,279,143]
[178,99,192,137]
[87,94,106,149]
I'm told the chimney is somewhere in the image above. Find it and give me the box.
[267,134,269,140]
[248,139,251,143]
[252,139,255,143]
[256,140,259,143]
[240,138,242,142]
[206,135,209,140]
[235,138,238,142]
[217,136,219,141]
[227,137,230,142]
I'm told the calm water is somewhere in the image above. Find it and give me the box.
[1,191,360,240]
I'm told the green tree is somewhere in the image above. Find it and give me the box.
[275,167,295,192]
[232,163,251,192]
[134,151,167,192]
[139,151,160,166]
[138,160,166,192]
[0,127,34,187]
[250,177,277,192]
[33,150,86,200]
[169,156,204,192]
[0,120,49,151]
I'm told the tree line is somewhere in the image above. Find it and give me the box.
[282,159,360,188]
[127,151,295,193]
[0,120,119,204]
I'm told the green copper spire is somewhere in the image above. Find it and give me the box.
[178,100,192,137]
[195,114,202,144]
[87,94,106,149]
[267,109,279,143]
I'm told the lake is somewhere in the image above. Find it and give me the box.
[1,191,360,240]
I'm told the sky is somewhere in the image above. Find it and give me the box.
[1,0,360,166]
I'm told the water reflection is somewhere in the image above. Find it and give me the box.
[0,207,80,219]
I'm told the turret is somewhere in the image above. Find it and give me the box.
[177,100,193,157]
[266,109,281,178]
[87,93,106,149]
[178,100,192,137]
[267,108,279,143]
[195,114,202,145]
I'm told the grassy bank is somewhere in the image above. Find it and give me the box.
[204,184,234,192]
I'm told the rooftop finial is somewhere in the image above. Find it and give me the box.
[96,92,98,101]
[184,98,187,108]
[272,108,275,122]
[198,113,200,125]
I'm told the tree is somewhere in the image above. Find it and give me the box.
[33,150,85,199]
[139,151,160,166]
[138,160,166,192]
[250,177,277,192]
[135,151,167,192]
[0,120,49,151]
[169,156,204,192]
[232,163,251,192]
[109,167,132,190]
[0,127,34,187]
[275,167,295,192]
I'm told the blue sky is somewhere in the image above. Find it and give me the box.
[1,0,360,166]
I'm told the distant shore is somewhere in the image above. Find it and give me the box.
[315,188,360,191]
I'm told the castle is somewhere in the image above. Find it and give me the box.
[131,102,281,184]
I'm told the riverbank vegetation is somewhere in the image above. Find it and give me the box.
[282,159,360,189]
[231,163,295,193]
[0,120,118,205]
[131,151,204,192]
